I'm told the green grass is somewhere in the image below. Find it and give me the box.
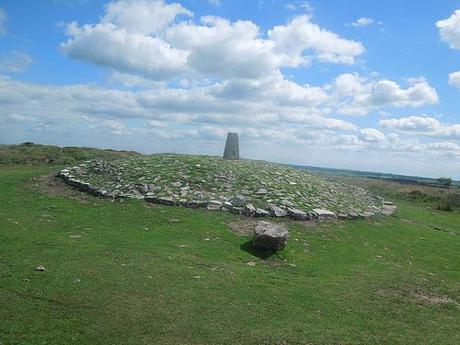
[1,166,459,345]
[0,143,141,166]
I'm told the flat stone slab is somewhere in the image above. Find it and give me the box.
[312,208,337,220]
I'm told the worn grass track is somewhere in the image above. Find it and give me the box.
[0,166,459,345]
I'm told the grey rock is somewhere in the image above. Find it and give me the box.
[230,207,244,215]
[337,213,349,220]
[253,221,289,251]
[287,207,309,221]
[229,195,247,207]
[348,212,360,220]
[186,200,208,209]
[145,195,159,203]
[381,204,397,216]
[207,200,223,210]
[312,208,337,220]
[157,197,176,206]
[268,205,288,217]
[255,188,268,195]
[255,208,270,217]
[222,201,233,211]
[243,203,256,217]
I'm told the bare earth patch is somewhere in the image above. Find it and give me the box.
[29,173,94,203]
[228,219,256,236]
[377,288,458,307]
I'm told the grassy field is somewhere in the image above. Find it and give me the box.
[1,162,459,344]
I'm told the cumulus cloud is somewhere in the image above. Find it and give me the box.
[0,51,33,73]
[102,0,192,34]
[332,74,438,116]
[61,1,365,81]
[448,71,460,89]
[379,115,460,140]
[379,116,441,131]
[268,15,365,65]
[360,128,385,142]
[0,7,7,35]
[436,10,460,49]
[349,17,374,27]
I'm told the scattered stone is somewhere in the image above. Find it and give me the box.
[35,265,45,272]
[246,261,256,266]
[253,221,289,251]
[58,155,389,221]
[230,207,244,215]
[255,208,270,217]
[157,197,176,206]
[337,213,349,220]
[229,195,247,207]
[348,212,359,220]
[287,207,309,221]
[207,200,223,211]
[255,188,268,195]
[243,203,256,217]
[312,208,337,220]
[268,205,288,217]
[186,200,207,208]
[382,202,398,216]
[70,234,81,239]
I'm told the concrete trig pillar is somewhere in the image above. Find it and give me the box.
[223,132,239,160]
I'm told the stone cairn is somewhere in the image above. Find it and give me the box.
[223,132,240,160]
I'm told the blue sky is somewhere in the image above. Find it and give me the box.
[1,0,460,178]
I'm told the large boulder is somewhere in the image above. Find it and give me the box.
[253,221,289,251]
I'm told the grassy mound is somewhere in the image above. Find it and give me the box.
[0,142,141,166]
[62,154,383,214]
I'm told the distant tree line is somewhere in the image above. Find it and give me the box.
[437,177,453,188]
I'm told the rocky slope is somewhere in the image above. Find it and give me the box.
[58,154,392,220]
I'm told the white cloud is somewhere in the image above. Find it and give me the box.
[379,116,441,131]
[165,16,281,79]
[284,1,313,13]
[332,74,438,116]
[61,1,365,81]
[208,0,221,6]
[448,70,460,89]
[0,51,33,73]
[269,15,365,65]
[102,0,192,35]
[436,10,460,49]
[379,115,460,140]
[62,21,189,80]
[349,17,374,27]
[0,7,7,35]
[360,128,385,142]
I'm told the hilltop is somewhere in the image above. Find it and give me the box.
[0,142,141,166]
[58,154,386,218]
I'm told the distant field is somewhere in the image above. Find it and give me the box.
[0,145,459,345]
[293,164,460,188]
